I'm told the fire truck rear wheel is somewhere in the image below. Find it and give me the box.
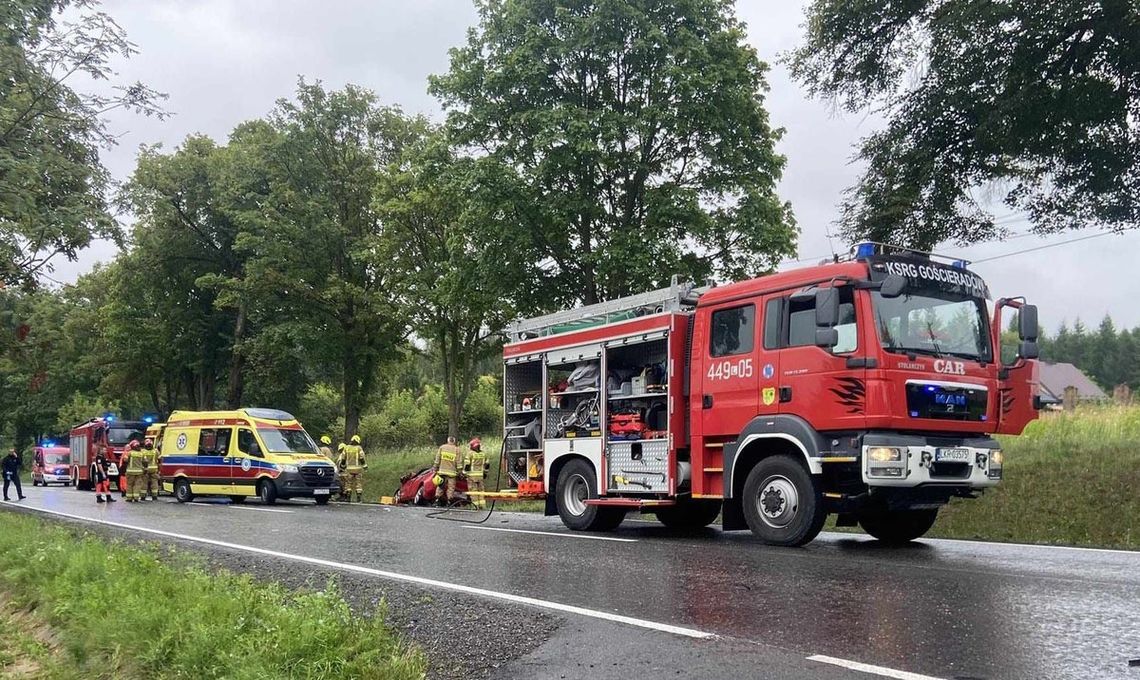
[655,499,721,530]
[857,509,938,544]
[555,458,625,532]
[174,479,194,503]
[742,455,826,547]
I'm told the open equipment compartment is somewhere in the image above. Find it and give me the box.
[503,356,544,488]
[604,335,673,494]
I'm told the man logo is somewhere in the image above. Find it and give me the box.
[934,359,967,375]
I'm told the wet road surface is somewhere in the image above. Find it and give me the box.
[5,488,1139,679]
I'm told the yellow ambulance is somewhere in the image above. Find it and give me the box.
[158,408,339,505]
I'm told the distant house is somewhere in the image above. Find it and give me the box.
[1037,362,1107,405]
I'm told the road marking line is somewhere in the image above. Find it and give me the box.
[818,531,1140,557]
[464,525,637,542]
[5,505,713,640]
[808,655,944,680]
[182,502,292,514]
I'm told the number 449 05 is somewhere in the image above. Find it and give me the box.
[707,358,753,380]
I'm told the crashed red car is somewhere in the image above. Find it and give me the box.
[394,467,470,506]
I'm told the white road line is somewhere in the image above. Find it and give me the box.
[4,504,713,640]
[818,531,1139,557]
[183,502,293,514]
[464,525,637,542]
[808,655,944,680]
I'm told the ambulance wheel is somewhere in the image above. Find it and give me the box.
[555,459,625,532]
[228,495,246,504]
[174,479,194,503]
[742,455,826,547]
[655,499,721,531]
[314,496,330,505]
[857,509,938,545]
[258,480,278,505]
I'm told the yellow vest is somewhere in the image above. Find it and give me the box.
[126,448,151,473]
[465,450,487,479]
[319,445,335,463]
[340,444,365,471]
[436,444,459,477]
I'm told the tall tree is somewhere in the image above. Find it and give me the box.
[0,0,166,288]
[789,0,1140,248]
[377,130,525,440]
[238,81,411,438]
[431,0,796,305]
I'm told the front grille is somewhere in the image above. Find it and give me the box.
[299,464,336,487]
[929,462,971,479]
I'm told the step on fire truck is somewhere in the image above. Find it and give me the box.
[69,417,149,492]
[495,243,1040,546]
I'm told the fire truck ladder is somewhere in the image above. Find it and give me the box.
[504,276,711,342]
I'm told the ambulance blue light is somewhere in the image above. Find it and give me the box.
[143,415,155,424]
[951,260,968,269]
[103,413,115,422]
[855,243,876,259]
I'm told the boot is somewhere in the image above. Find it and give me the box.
[97,495,105,503]
[106,495,115,502]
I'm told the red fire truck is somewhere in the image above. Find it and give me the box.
[498,243,1040,546]
[69,417,148,492]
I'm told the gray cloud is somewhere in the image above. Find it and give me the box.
[50,0,1140,332]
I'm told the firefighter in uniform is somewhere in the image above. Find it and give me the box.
[337,435,367,502]
[433,436,460,507]
[335,441,349,501]
[91,448,116,503]
[463,437,489,507]
[141,438,160,500]
[122,440,145,502]
[318,435,335,462]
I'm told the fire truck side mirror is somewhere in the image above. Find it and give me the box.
[1018,304,1039,342]
[814,288,840,327]
[815,328,839,348]
[1018,340,1039,360]
[879,274,906,298]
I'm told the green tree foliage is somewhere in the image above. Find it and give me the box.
[1040,315,1140,392]
[790,0,1140,248]
[431,0,796,305]
[0,0,166,288]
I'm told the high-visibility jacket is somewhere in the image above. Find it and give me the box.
[126,448,151,474]
[318,445,335,464]
[339,444,366,472]
[465,450,488,479]
[434,444,459,477]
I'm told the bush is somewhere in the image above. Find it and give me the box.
[296,383,343,439]
[360,377,503,450]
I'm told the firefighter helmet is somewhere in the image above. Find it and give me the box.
[350,434,361,444]
[320,435,332,445]
[468,437,481,450]
[128,440,141,450]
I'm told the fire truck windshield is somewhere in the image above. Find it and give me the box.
[256,428,318,455]
[872,290,992,362]
[106,427,143,446]
[42,453,69,465]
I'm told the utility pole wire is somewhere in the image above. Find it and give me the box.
[969,230,1128,264]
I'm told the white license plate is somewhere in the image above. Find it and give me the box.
[312,488,330,495]
[107,463,119,475]
[935,448,970,462]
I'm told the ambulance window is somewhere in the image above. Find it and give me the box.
[198,428,232,456]
[237,429,259,456]
[710,305,755,357]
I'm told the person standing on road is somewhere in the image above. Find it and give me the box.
[122,440,145,502]
[318,435,335,463]
[433,436,460,507]
[463,438,489,507]
[140,438,160,501]
[2,448,26,502]
[338,435,367,503]
[91,448,116,504]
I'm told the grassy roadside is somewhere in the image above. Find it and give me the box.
[0,512,424,679]
[928,405,1140,549]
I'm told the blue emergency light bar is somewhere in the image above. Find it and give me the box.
[854,242,876,259]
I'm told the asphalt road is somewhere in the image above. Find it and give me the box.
[5,487,1140,680]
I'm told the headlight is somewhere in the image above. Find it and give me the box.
[279,464,299,473]
[990,450,1003,467]
[868,447,903,463]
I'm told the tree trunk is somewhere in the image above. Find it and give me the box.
[343,336,360,439]
[225,301,247,408]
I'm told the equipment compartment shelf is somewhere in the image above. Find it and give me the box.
[550,388,599,396]
[507,409,543,416]
[606,393,666,401]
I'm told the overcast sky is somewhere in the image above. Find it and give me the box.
[55,0,1140,331]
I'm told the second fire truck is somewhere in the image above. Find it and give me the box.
[498,243,1040,546]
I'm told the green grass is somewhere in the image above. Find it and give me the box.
[0,512,425,679]
[928,405,1140,549]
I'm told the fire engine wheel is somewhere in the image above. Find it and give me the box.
[555,459,625,532]
[258,480,278,505]
[174,479,194,503]
[655,499,721,531]
[742,456,826,547]
[857,509,939,544]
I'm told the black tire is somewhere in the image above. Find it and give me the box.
[741,455,827,547]
[229,495,247,504]
[412,485,425,506]
[314,495,330,505]
[554,459,626,531]
[258,479,278,505]
[857,509,939,544]
[174,479,194,503]
[31,477,39,487]
[655,499,721,531]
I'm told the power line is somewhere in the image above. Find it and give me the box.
[969,230,1127,264]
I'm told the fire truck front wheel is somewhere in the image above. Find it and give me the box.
[857,509,938,544]
[555,459,625,532]
[742,456,826,547]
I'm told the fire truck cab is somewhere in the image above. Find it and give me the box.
[500,243,1040,546]
[69,417,148,492]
